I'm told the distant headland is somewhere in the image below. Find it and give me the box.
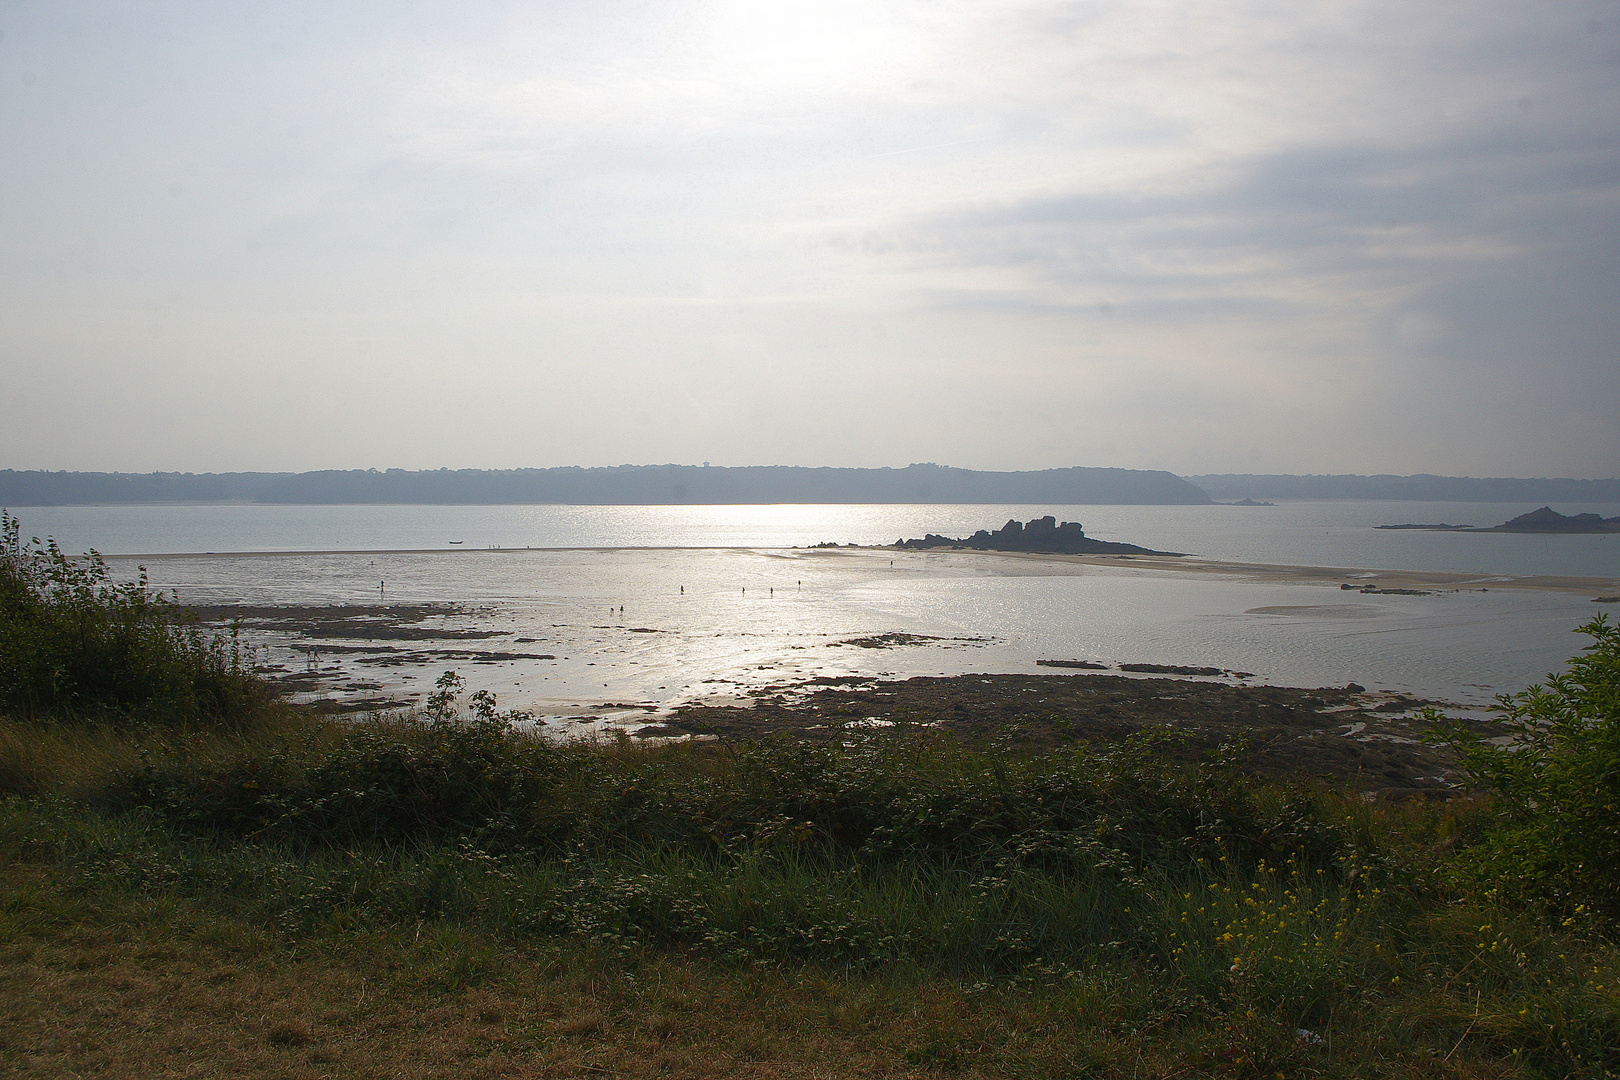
[896,515,1186,556]
[7,467,1618,508]
[1377,506,1620,534]
[0,465,1211,507]
[1190,473,1620,503]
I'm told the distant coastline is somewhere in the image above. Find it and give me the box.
[0,465,1209,507]
[6,466,1618,507]
[1190,472,1620,502]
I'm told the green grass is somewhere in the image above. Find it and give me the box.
[3,707,1617,1077]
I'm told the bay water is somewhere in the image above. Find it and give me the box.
[7,502,1616,724]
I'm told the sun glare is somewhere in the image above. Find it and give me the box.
[694,0,925,95]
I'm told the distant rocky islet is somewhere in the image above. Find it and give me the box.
[1377,506,1620,534]
[894,515,1185,556]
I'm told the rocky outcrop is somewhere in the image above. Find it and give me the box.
[1488,506,1620,533]
[1377,506,1620,533]
[896,516,1185,556]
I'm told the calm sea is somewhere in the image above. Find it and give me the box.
[7,502,1617,721]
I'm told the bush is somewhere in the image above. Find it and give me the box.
[1426,615,1620,916]
[0,510,267,725]
[119,671,559,841]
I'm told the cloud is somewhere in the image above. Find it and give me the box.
[0,0,1615,474]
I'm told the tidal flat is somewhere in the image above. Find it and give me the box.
[151,545,1620,731]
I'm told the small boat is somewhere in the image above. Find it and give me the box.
[448,540,464,545]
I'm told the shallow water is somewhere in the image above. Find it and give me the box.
[101,544,1612,728]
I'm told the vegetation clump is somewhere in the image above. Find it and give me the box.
[1427,614,1620,917]
[0,511,265,726]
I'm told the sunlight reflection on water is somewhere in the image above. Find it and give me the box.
[105,545,1609,726]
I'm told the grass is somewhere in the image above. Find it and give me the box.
[2,706,1617,1078]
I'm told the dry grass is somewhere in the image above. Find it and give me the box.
[3,862,1102,1080]
[5,847,1617,1079]
[0,706,323,803]
[0,718,152,801]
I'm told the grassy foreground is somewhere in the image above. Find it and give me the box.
[2,690,1617,1079]
[1,522,1617,1078]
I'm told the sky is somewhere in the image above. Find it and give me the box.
[1,0,1617,478]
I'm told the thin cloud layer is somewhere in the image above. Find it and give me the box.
[0,0,1615,475]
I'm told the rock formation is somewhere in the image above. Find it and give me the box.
[1488,506,1620,533]
[896,516,1184,556]
[1378,506,1620,533]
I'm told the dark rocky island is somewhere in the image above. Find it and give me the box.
[896,515,1185,555]
[1378,506,1620,533]
[1488,506,1620,532]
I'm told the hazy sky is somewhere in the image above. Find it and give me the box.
[2,1,1616,477]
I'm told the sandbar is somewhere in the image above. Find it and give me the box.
[854,548,1620,597]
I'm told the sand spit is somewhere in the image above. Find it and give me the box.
[117,542,1618,599]
[230,542,1594,599]
[917,549,1620,597]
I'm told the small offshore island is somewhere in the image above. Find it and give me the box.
[895,514,1186,555]
[1378,505,1620,533]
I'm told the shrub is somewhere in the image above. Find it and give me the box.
[119,671,561,842]
[0,510,267,726]
[1426,615,1620,916]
